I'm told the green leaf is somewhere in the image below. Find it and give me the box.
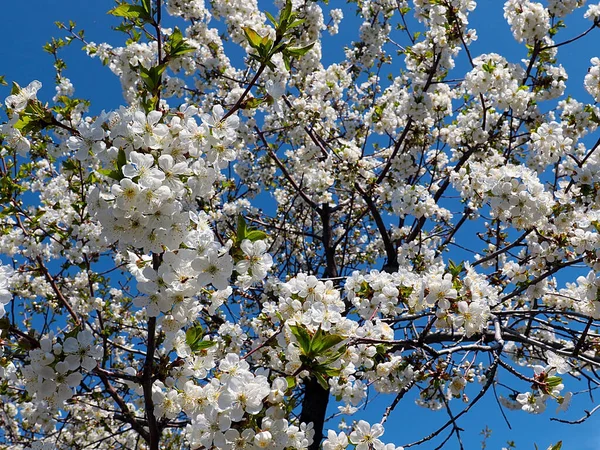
[13,115,34,132]
[97,168,123,181]
[193,340,217,351]
[281,0,293,25]
[169,27,185,47]
[185,325,201,347]
[286,376,296,389]
[0,76,6,86]
[10,82,20,95]
[243,27,263,49]
[314,372,329,390]
[63,326,81,341]
[290,324,311,356]
[319,348,346,366]
[549,442,562,450]
[265,11,278,26]
[237,215,248,242]
[139,64,167,91]
[108,4,149,20]
[448,259,464,278]
[167,28,196,57]
[546,376,563,388]
[185,324,216,352]
[139,69,155,91]
[310,333,344,354]
[172,46,196,57]
[62,159,78,172]
[482,61,496,73]
[322,365,342,377]
[285,43,315,57]
[241,97,265,110]
[246,230,267,242]
[117,148,127,171]
[287,18,305,30]
[141,0,152,16]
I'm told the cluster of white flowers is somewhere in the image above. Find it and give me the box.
[504,353,572,414]
[585,57,600,102]
[504,0,550,44]
[584,2,600,21]
[0,80,42,156]
[22,331,101,410]
[529,121,573,170]
[0,263,14,318]
[452,162,554,229]
[179,354,314,449]
[463,53,531,115]
[548,0,586,17]
[391,184,452,221]
[327,9,344,35]
[323,421,403,450]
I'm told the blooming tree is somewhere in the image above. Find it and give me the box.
[2,0,600,449]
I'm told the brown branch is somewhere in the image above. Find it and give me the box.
[403,352,501,448]
[141,254,162,450]
[255,126,321,212]
[355,183,397,272]
[142,315,160,450]
[551,403,600,424]
[573,317,594,357]
[499,257,584,304]
[36,256,81,327]
[471,229,532,267]
[97,370,150,443]
[319,203,338,278]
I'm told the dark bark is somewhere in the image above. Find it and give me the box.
[300,376,330,450]
[320,203,338,279]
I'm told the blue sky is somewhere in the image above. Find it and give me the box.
[2,1,600,449]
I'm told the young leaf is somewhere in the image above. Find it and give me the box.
[286,376,296,389]
[10,82,21,96]
[170,28,184,47]
[139,67,156,91]
[193,340,217,351]
[287,18,305,30]
[546,376,563,388]
[185,326,200,347]
[285,43,315,57]
[243,27,263,49]
[237,215,248,242]
[172,45,196,57]
[265,11,278,26]
[165,28,195,57]
[289,324,311,356]
[97,168,123,181]
[246,230,267,242]
[314,372,329,390]
[310,333,344,355]
[141,0,152,16]
[108,4,149,20]
[281,0,293,26]
[116,148,127,171]
[241,97,265,110]
[139,64,167,91]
